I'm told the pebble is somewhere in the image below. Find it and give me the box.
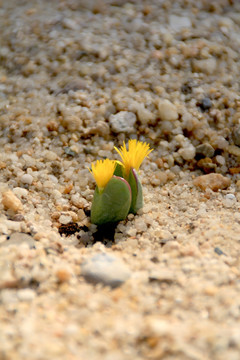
[232,125,240,147]
[81,253,131,288]
[20,174,33,185]
[178,144,196,160]
[17,289,36,301]
[227,145,240,157]
[13,187,29,198]
[223,193,236,208]
[0,232,36,248]
[55,267,72,282]
[193,173,231,191]
[169,15,192,31]
[198,97,212,112]
[192,58,217,75]
[109,111,136,133]
[149,270,176,284]
[157,99,178,122]
[2,190,23,212]
[59,215,72,225]
[196,143,215,158]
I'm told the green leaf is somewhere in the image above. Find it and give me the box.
[91,176,132,225]
[128,168,143,214]
[113,162,124,177]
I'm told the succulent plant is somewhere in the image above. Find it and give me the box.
[89,140,152,225]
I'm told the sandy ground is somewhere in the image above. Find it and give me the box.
[0,1,240,359]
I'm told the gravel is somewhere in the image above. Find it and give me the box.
[0,0,240,359]
[81,253,131,288]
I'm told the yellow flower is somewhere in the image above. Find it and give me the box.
[89,159,116,190]
[114,139,152,177]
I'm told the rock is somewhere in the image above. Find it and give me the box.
[2,190,23,212]
[149,270,176,284]
[157,99,178,122]
[0,232,36,248]
[81,253,131,288]
[109,111,136,133]
[223,193,236,208]
[59,214,72,225]
[232,125,240,146]
[17,289,36,301]
[192,58,217,75]
[43,150,58,161]
[196,143,215,158]
[20,174,33,185]
[178,144,196,160]
[197,158,216,173]
[197,97,212,112]
[0,259,18,289]
[55,267,72,282]
[131,102,155,125]
[193,173,231,192]
[169,15,192,31]
[13,187,29,198]
[227,145,240,157]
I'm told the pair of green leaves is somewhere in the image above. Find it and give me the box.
[90,166,143,225]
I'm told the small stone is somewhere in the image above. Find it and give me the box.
[196,143,215,158]
[232,125,240,147]
[55,267,71,282]
[13,187,29,198]
[169,15,192,31]
[0,161,6,169]
[192,58,217,75]
[197,158,216,173]
[43,150,58,161]
[223,193,236,208]
[131,102,155,125]
[149,270,176,284]
[178,144,196,160]
[193,173,231,191]
[204,286,218,296]
[157,99,178,122]
[109,111,136,133]
[12,214,25,222]
[227,145,240,157]
[214,247,226,256]
[17,288,36,301]
[215,155,225,166]
[46,120,59,132]
[64,147,77,157]
[0,232,36,248]
[59,215,72,225]
[225,193,236,201]
[197,97,212,112]
[20,173,33,185]
[2,190,23,212]
[81,253,131,288]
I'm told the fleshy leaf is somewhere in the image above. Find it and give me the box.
[128,168,143,214]
[91,176,131,225]
[113,162,124,177]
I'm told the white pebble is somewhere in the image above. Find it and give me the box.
[43,150,58,161]
[225,193,236,201]
[20,174,33,185]
[178,144,196,160]
[59,215,72,225]
[157,99,178,122]
[169,15,191,31]
[109,111,136,133]
[18,289,36,302]
[13,187,29,198]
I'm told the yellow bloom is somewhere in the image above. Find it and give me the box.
[114,139,152,177]
[89,159,116,190]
